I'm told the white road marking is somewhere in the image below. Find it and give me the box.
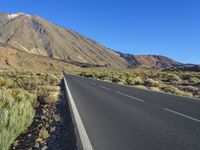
[99,85,111,90]
[164,108,200,123]
[115,91,144,102]
[64,77,93,150]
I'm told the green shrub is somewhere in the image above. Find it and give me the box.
[37,86,60,104]
[79,72,94,78]
[0,77,13,87]
[144,78,160,87]
[112,76,121,83]
[158,72,181,82]
[160,85,192,97]
[180,86,199,93]
[126,76,142,85]
[188,77,200,84]
[0,88,36,150]
[45,73,61,85]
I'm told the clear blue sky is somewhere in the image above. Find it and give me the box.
[0,0,200,64]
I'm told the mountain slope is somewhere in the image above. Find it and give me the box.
[0,13,127,67]
[118,53,182,68]
[0,13,183,68]
[0,44,78,71]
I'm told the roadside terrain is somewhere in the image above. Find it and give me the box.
[0,69,77,150]
[77,68,200,99]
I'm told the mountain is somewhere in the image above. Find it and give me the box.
[0,12,183,68]
[118,53,182,68]
[163,64,200,72]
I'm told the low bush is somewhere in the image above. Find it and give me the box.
[158,72,181,82]
[126,76,142,85]
[111,76,121,83]
[0,77,13,87]
[0,88,36,150]
[144,78,160,87]
[180,86,199,93]
[37,86,60,104]
[188,77,200,84]
[160,85,192,97]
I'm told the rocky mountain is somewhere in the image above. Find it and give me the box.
[0,12,184,68]
[118,53,182,68]
[164,64,200,72]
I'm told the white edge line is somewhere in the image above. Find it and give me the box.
[64,76,94,150]
[115,91,144,102]
[164,108,200,123]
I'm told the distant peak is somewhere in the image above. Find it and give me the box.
[7,12,30,20]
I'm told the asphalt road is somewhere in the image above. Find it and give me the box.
[64,74,200,150]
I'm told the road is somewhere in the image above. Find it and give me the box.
[64,74,200,150]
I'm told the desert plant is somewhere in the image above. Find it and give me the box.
[160,85,192,97]
[0,77,13,87]
[0,88,36,150]
[126,76,142,85]
[39,127,50,139]
[158,72,181,82]
[144,78,160,87]
[111,76,121,83]
[188,77,200,84]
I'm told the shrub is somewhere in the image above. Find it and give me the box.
[0,88,36,150]
[79,72,94,78]
[37,86,60,104]
[160,85,193,97]
[45,73,61,85]
[180,86,199,93]
[97,73,110,80]
[126,76,142,85]
[159,72,181,82]
[0,77,13,87]
[144,78,160,87]
[39,127,50,139]
[112,76,121,83]
[188,77,200,84]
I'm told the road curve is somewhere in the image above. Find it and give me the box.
[64,74,200,150]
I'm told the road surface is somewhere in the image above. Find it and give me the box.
[64,74,200,150]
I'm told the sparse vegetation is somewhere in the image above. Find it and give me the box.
[0,69,61,150]
[78,68,200,99]
[0,88,36,150]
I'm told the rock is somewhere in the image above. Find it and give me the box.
[36,137,43,143]
[13,140,19,147]
[50,127,56,132]
[41,145,48,150]
[34,142,40,148]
